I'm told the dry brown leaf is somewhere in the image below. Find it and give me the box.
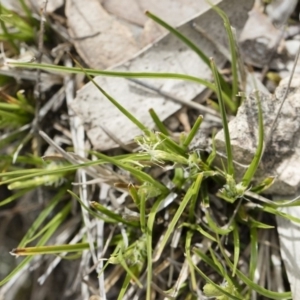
[65,0,139,69]
[102,0,209,27]
[70,0,254,151]
[67,0,234,69]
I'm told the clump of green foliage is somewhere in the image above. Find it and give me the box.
[0,2,298,300]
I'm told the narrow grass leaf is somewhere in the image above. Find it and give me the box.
[139,191,146,233]
[19,187,68,247]
[145,11,231,97]
[249,227,258,284]
[185,230,197,291]
[0,188,31,207]
[146,196,166,299]
[7,61,233,105]
[149,108,169,136]
[211,58,234,176]
[263,205,300,224]
[232,222,240,277]
[128,183,140,207]
[251,176,276,194]
[0,202,71,286]
[117,251,143,289]
[181,223,217,242]
[117,272,131,300]
[75,60,148,133]
[90,201,140,227]
[219,240,292,299]
[94,151,168,193]
[242,90,264,187]
[210,3,239,105]
[249,218,274,229]
[182,115,203,149]
[205,210,234,235]
[201,182,210,208]
[188,254,242,300]
[194,248,225,277]
[11,243,90,256]
[68,190,114,222]
[154,173,203,260]
[157,132,187,156]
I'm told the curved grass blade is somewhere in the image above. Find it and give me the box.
[94,151,168,194]
[68,190,115,222]
[90,201,140,227]
[154,173,203,260]
[232,222,240,277]
[188,253,242,300]
[146,195,165,300]
[149,108,169,136]
[7,61,233,106]
[182,115,203,149]
[0,202,71,286]
[10,242,90,256]
[211,58,234,176]
[19,187,69,247]
[219,240,292,299]
[249,227,258,298]
[209,2,239,104]
[0,188,31,207]
[185,230,197,291]
[241,90,264,188]
[157,132,187,157]
[145,11,231,98]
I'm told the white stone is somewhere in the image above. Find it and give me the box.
[215,75,300,195]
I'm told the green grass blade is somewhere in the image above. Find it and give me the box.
[139,191,146,233]
[154,173,203,260]
[189,255,242,300]
[0,188,31,207]
[19,187,69,247]
[219,241,292,299]
[157,132,187,156]
[263,206,300,224]
[205,210,234,235]
[249,227,258,283]
[146,196,164,300]
[210,3,239,104]
[90,201,140,227]
[149,108,169,136]
[117,272,131,300]
[0,202,71,286]
[10,243,90,256]
[94,151,168,193]
[185,230,197,291]
[145,11,231,97]
[242,90,264,187]
[194,248,224,276]
[182,115,203,149]
[182,223,217,242]
[68,190,115,222]
[18,0,33,20]
[232,222,240,277]
[76,61,148,133]
[211,58,234,176]
[0,5,18,52]
[7,61,233,105]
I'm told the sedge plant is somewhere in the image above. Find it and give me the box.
[0,2,298,300]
